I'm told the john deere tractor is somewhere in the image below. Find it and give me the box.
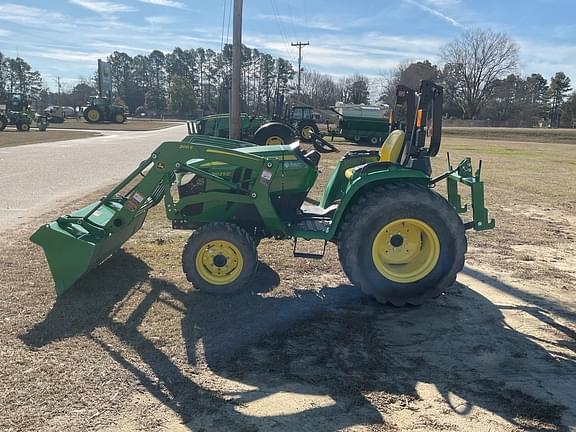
[83,96,126,124]
[0,93,48,132]
[31,81,494,306]
[283,104,320,143]
[191,112,298,146]
[192,105,320,146]
[192,113,267,141]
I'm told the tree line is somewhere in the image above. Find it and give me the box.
[378,30,575,128]
[1,28,575,127]
[92,45,371,117]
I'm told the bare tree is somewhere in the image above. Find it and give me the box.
[378,60,441,105]
[440,29,519,119]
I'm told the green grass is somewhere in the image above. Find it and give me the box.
[444,127,576,144]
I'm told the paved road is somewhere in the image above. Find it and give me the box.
[0,125,187,230]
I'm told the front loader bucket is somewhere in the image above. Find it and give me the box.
[31,201,148,296]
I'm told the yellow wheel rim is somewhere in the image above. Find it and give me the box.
[301,126,314,139]
[115,113,124,123]
[372,218,440,283]
[265,135,284,145]
[195,240,244,285]
[87,110,100,122]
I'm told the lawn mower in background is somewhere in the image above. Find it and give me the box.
[0,93,48,132]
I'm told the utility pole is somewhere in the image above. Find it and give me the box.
[291,41,309,98]
[57,76,61,106]
[229,0,243,140]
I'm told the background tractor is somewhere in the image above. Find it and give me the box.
[281,104,320,143]
[31,80,494,307]
[0,93,48,132]
[193,113,266,141]
[83,96,126,124]
[192,104,321,146]
[191,113,298,146]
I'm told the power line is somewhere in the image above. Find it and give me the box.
[269,0,298,64]
[220,0,228,51]
[226,0,233,45]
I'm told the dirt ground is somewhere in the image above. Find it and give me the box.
[1,134,575,432]
[0,129,99,148]
[48,120,183,131]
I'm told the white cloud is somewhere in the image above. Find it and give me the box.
[254,14,339,32]
[34,48,109,63]
[139,0,185,8]
[402,0,464,28]
[145,16,178,25]
[68,0,136,13]
[244,32,447,74]
[425,0,461,6]
[0,4,65,24]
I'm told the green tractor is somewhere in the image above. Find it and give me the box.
[192,105,321,146]
[191,113,298,146]
[83,96,126,124]
[193,113,266,141]
[283,104,320,143]
[31,81,494,306]
[0,93,48,132]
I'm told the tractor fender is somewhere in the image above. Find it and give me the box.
[326,166,430,240]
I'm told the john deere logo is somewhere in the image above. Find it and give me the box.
[157,162,166,170]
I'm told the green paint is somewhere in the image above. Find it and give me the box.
[31,133,495,296]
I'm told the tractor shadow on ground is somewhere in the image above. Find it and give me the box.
[22,254,576,431]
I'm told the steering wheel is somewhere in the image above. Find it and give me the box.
[309,132,339,153]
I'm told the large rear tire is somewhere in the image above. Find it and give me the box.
[182,222,258,294]
[338,183,466,306]
[84,107,101,123]
[0,116,7,131]
[253,122,295,146]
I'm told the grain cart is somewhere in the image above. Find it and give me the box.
[31,81,494,306]
[325,103,391,146]
[0,93,48,132]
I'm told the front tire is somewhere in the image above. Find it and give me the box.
[17,122,30,132]
[182,222,258,294]
[113,112,126,123]
[0,116,7,131]
[338,183,466,306]
[297,119,319,143]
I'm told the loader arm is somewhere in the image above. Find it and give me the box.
[59,138,286,234]
[31,136,287,295]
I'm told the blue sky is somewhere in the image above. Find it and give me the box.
[0,0,574,91]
